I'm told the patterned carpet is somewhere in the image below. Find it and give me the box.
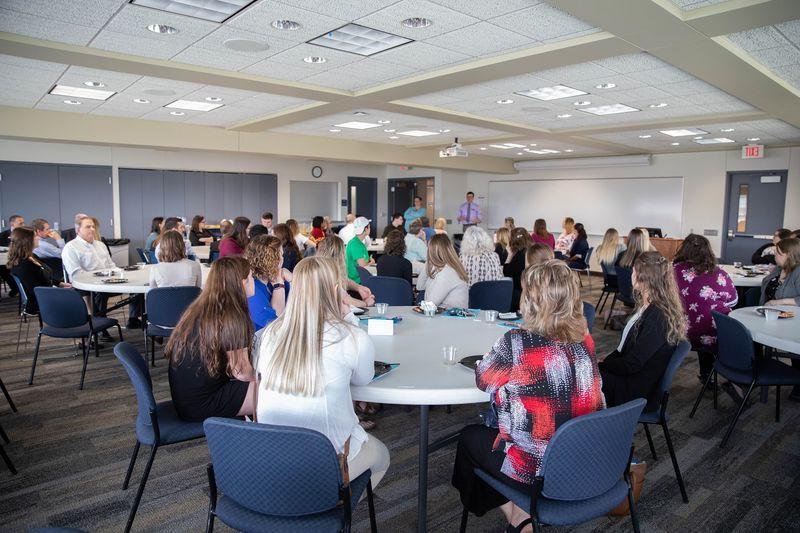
[0,281,799,532]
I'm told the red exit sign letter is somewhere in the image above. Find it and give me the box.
[742,144,764,159]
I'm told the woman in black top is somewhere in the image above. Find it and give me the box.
[189,215,215,246]
[7,227,70,314]
[566,222,590,269]
[381,213,406,238]
[377,229,413,286]
[166,256,255,422]
[751,228,791,265]
[274,223,301,272]
[599,252,687,410]
[503,228,532,311]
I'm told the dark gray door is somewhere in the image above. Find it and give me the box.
[348,177,378,238]
[722,170,787,264]
[204,172,225,222]
[58,165,114,237]
[0,162,60,230]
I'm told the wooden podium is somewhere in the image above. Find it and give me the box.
[623,237,684,261]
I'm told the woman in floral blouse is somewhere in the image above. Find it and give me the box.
[673,234,738,384]
[452,260,604,528]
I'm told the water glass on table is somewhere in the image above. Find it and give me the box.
[764,308,780,321]
[484,310,498,323]
[442,346,458,365]
[376,302,388,317]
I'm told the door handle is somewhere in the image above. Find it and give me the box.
[727,229,734,241]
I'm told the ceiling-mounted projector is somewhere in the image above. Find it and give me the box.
[439,137,468,158]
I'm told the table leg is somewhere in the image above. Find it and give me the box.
[418,405,429,533]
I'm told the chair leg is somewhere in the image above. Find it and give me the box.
[643,424,657,460]
[366,479,377,533]
[775,385,780,423]
[713,371,718,410]
[0,378,16,413]
[79,338,90,391]
[117,324,124,342]
[0,442,17,475]
[720,380,756,448]
[94,333,100,357]
[662,422,688,503]
[595,288,605,311]
[603,295,618,329]
[124,444,158,533]
[458,506,469,533]
[205,512,215,533]
[28,333,43,386]
[122,441,141,490]
[0,423,9,443]
[689,370,715,418]
[628,483,641,533]
[150,337,156,368]
[15,316,23,354]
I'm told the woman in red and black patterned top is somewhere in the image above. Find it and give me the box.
[452,260,605,527]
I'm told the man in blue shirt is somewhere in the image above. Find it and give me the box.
[32,218,66,258]
[403,195,426,232]
[457,191,482,232]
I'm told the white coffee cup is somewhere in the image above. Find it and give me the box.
[764,308,780,321]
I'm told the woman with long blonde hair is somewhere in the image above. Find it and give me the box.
[166,256,256,421]
[595,227,626,275]
[639,228,657,252]
[418,234,469,308]
[255,257,390,488]
[453,260,603,528]
[524,242,554,268]
[316,235,375,307]
[554,216,576,255]
[494,226,511,264]
[617,228,647,268]
[599,251,687,408]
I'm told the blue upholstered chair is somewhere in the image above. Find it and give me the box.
[596,261,618,315]
[603,266,635,329]
[136,248,150,264]
[639,340,691,503]
[469,279,513,312]
[582,301,596,331]
[11,274,40,354]
[459,399,647,533]
[114,342,206,533]
[570,247,594,289]
[362,276,414,306]
[356,265,373,283]
[690,312,800,448]
[203,417,377,533]
[143,286,201,367]
[30,287,122,390]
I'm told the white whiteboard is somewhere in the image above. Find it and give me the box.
[290,180,339,221]
[487,177,684,236]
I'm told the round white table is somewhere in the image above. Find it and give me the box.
[0,251,7,267]
[193,246,210,261]
[350,306,499,532]
[367,241,385,254]
[720,264,768,287]
[729,305,800,354]
[71,264,210,294]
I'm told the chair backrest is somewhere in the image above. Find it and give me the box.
[136,248,150,264]
[34,287,89,329]
[11,274,29,312]
[209,250,219,263]
[658,340,691,400]
[582,301,595,330]
[615,266,634,303]
[362,276,414,306]
[146,250,158,264]
[146,286,202,329]
[204,418,344,516]
[599,261,616,286]
[356,265,373,281]
[583,247,593,267]
[539,398,646,501]
[469,279,513,312]
[114,342,157,429]
[713,311,755,372]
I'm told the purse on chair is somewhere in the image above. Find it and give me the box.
[609,461,647,516]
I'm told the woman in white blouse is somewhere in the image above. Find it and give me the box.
[149,231,202,288]
[459,226,503,286]
[418,234,470,308]
[255,256,390,488]
[554,216,576,255]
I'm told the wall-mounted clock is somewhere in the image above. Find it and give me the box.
[311,165,323,178]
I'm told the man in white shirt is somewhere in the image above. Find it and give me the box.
[338,213,357,244]
[32,218,65,259]
[62,216,143,328]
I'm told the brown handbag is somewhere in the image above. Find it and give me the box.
[609,462,647,516]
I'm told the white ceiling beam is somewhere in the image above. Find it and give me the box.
[682,0,800,36]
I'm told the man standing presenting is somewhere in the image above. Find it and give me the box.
[403,196,426,233]
[457,191,481,232]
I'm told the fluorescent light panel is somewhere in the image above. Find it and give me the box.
[333,121,381,129]
[129,0,254,23]
[527,149,561,154]
[659,128,708,137]
[490,143,526,149]
[581,104,639,115]
[397,130,439,137]
[50,84,115,101]
[693,137,735,144]
[515,85,587,101]
[308,23,412,56]
[166,100,223,111]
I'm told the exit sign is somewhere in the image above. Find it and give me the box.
[742,144,764,159]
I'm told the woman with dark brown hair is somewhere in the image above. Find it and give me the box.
[376,229,412,286]
[149,231,202,288]
[503,227,533,311]
[188,215,214,246]
[8,227,70,314]
[530,218,555,249]
[274,223,301,272]
[166,256,256,421]
[219,216,250,258]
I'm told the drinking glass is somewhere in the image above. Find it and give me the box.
[442,346,458,365]
[376,302,388,316]
[484,310,498,323]
[764,308,780,321]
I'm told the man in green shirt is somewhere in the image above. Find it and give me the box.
[346,217,375,283]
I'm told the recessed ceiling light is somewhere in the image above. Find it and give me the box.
[638,134,652,139]
[720,128,735,133]
[671,142,680,146]
[132,0,251,23]
[133,98,150,104]
[377,120,391,124]
[303,56,327,64]
[224,39,269,53]
[528,143,537,147]
[353,111,368,116]
[565,149,574,152]
[527,149,561,154]
[308,23,412,56]
[383,128,396,133]
[659,128,708,137]
[490,143,527,149]
[50,84,115,101]
[62,99,81,105]
[401,17,432,28]
[333,121,381,130]
[397,130,439,137]
[169,111,185,116]
[573,101,591,106]
[649,102,669,108]
[479,147,487,150]
[147,24,178,35]
[581,104,639,115]
[747,137,760,142]
[496,99,514,104]
[166,100,223,112]
[595,83,616,89]
[516,85,587,101]
[694,138,735,144]
[517,152,524,155]
[271,20,302,31]
[389,136,399,139]
[204,96,223,102]
[438,128,451,133]
[693,136,704,140]
[329,128,341,132]
[556,113,572,118]
[83,81,105,88]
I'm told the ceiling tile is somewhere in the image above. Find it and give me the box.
[241,59,321,81]
[355,0,480,39]
[335,58,418,83]
[269,43,362,69]
[172,47,260,71]
[375,41,472,70]
[726,26,789,51]
[301,69,375,91]
[660,79,718,96]
[489,3,597,41]
[626,66,694,85]
[90,31,191,59]
[139,106,199,122]
[0,54,66,73]
[191,26,295,61]
[745,46,800,69]
[56,66,141,93]
[0,8,99,45]
[227,1,347,42]
[536,62,617,84]
[423,22,537,57]
[275,0,401,21]
[102,3,218,43]
[234,93,315,112]
[1,0,125,27]
[666,0,731,11]
[430,0,538,19]
[36,93,104,112]
[776,19,800,46]
[771,63,800,90]
[592,53,667,74]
